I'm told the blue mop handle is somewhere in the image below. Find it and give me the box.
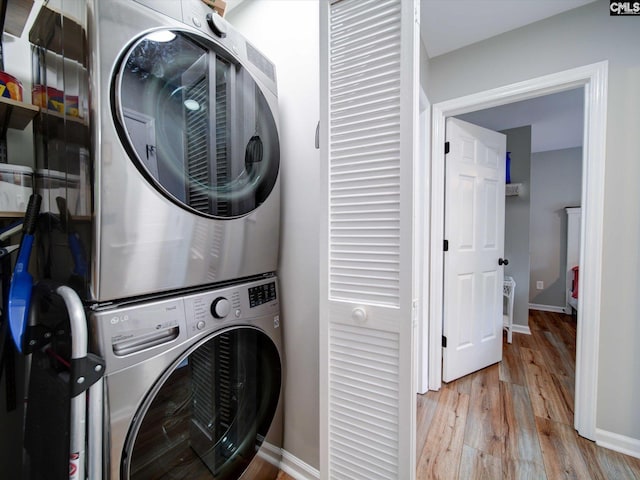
[8,194,41,352]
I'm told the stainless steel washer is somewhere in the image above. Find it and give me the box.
[90,276,283,479]
[87,0,280,301]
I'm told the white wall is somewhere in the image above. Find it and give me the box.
[227,1,320,470]
[427,0,640,443]
[529,148,583,308]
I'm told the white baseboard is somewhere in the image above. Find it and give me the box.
[258,441,282,468]
[529,303,566,314]
[596,428,640,459]
[512,324,531,335]
[280,449,320,480]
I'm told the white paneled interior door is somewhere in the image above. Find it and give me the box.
[442,118,506,383]
[319,0,419,479]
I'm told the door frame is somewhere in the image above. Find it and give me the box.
[426,61,608,440]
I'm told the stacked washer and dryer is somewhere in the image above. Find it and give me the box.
[37,1,283,479]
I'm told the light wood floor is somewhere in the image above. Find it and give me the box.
[276,471,295,480]
[417,309,640,479]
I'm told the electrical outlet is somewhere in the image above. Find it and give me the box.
[536,281,544,290]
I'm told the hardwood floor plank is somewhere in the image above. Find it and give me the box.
[621,452,640,478]
[550,371,575,418]
[554,314,578,358]
[519,346,547,374]
[577,436,640,480]
[443,370,474,396]
[521,347,573,425]
[546,312,577,353]
[458,445,502,480]
[416,391,440,458]
[535,416,591,479]
[463,364,503,456]
[539,329,575,380]
[514,329,539,352]
[499,340,526,385]
[417,388,469,480]
[501,382,545,466]
[528,310,548,334]
[503,459,548,480]
[276,472,295,480]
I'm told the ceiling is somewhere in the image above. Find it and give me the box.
[420,0,597,58]
[456,88,584,153]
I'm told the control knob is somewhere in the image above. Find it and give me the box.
[211,297,231,319]
[206,13,227,38]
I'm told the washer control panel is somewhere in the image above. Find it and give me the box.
[183,277,279,338]
[248,282,277,308]
[91,276,279,373]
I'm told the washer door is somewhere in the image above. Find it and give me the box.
[122,327,281,479]
[113,29,279,218]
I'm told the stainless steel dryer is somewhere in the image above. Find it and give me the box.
[90,276,283,480]
[88,0,280,301]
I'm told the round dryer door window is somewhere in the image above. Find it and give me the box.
[114,30,279,218]
[122,327,281,479]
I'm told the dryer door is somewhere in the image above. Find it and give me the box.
[122,327,282,479]
[114,30,279,218]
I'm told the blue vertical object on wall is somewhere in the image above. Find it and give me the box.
[506,151,512,184]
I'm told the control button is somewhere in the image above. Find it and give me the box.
[235,309,241,318]
[211,297,231,319]
[206,12,227,38]
[196,320,206,330]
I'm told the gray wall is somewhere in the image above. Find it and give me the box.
[529,148,583,308]
[501,127,531,328]
[427,0,640,443]
[227,0,320,470]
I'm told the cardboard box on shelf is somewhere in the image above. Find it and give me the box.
[201,0,226,16]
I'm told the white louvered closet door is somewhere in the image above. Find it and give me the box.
[319,1,419,479]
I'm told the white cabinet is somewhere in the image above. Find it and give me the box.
[566,207,581,314]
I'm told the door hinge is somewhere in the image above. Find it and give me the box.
[442,335,447,348]
[445,141,450,155]
[443,239,449,252]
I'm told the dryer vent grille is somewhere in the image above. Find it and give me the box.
[185,58,232,216]
[190,333,234,439]
[214,59,230,216]
[186,76,212,213]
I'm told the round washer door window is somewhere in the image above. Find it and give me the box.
[122,328,281,479]
[114,30,279,218]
